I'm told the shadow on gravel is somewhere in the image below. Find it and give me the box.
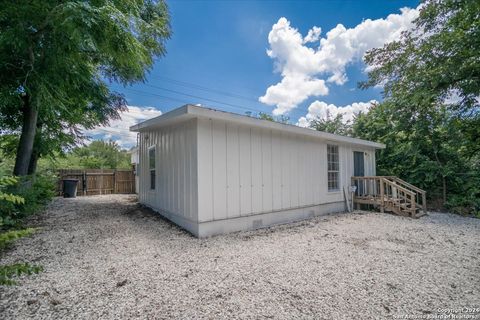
[121,204,194,238]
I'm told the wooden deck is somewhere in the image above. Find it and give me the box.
[351,176,427,218]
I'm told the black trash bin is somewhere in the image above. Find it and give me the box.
[63,179,79,198]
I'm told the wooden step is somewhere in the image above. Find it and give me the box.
[413,211,427,218]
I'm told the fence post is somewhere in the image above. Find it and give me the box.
[113,169,117,194]
[59,171,63,196]
[132,169,135,194]
[83,170,87,196]
[57,169,135,196]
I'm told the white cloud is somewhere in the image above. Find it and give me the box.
[303,26,321,44]
[84,105,162,148]
[259,75,328,115]
[260,7,419,114]
[297,100,376,127]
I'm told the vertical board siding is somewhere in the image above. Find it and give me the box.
[305,139,314,205]
[281,133,291,209]
[226,124,240,218]
[212,120,228,220]
[251,128,263,214]
[178,127,183,215]
[298,140,306,206]
[290,135,299,208]
[166,131,171,212]
[261,129,273,213]
[138,119,198,222]
[239,126,252,216]
[271,132,282,211]
[173,128,179,214]
[318,143,327,197]
[195,118,378,222]
[197,119,213,221]
[189,124,196,219]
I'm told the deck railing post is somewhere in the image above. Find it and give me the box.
[380,178,385,213]
[422,192,427,214]
[351,177,356,210]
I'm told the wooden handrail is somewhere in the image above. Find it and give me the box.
[382,177,416,216]
[389,177,426,194]
[387,177,427,213]
[381,178,416,197]
[351,176,421,216]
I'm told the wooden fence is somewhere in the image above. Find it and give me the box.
[57,169,136,196]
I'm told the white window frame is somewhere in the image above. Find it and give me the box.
[148,146,156,190]
[327,144,340,192]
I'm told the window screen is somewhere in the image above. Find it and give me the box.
[149,147,155,190]
[327,144,339,191]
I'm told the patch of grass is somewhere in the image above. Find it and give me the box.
[0,228,42,286]
[0,263,43,286]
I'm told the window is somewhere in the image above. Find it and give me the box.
[148,146,156,190]
[327,144,339,191]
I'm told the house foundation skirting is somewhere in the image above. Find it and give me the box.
[144,201,346,238]
[197,201,345,238]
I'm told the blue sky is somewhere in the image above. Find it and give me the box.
[97,0,419,147]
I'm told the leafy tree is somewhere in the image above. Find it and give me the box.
[357,0,480,212]
[309,112,353,136]
[360,0,479,153]
[353,104,475,204]
[0,0,171,175]
[245,111,290,124]
[70,140,132,169]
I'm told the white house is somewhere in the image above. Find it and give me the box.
[130,104,385,237]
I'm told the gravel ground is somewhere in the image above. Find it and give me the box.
[1,195,479,320]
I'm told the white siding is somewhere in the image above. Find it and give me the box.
[138,119,198,222]
[138,117,378,225]
[239,126,252,216]
[271,132,282,211]
[197,119,213,221]
[226,123,240,219]
[251,128,263,214]
[196,118,378,222]
[261,129,273,213]
[212,120,227,221]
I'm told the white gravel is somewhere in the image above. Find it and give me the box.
[1,195,479,319]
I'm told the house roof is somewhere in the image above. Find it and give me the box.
[130,104,385,149]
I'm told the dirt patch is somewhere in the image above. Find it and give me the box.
[1,195,479,319]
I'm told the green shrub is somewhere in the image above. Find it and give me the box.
[0,175,50,285]
[0,176,24,228]
[17,174,56,214]
[0,174,56,228]
[0,228,36,250]
[0,263,43,286]
[0,177,25,205]
[446,193,480,217]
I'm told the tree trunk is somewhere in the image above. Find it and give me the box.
[27,148,39,175]
[27,122,43,175]
[13,94,38,176]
